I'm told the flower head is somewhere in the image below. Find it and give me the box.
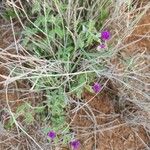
[70,140,80,150]
[47,131,56,140]
[92,82,102,93]
[97,44,105,50]
[101,31,111,41]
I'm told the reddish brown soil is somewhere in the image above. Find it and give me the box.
[0,20,43,150]
[0,19,22,111]
[71,91,149,150]
[124,10,150,55]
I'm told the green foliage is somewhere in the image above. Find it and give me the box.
[70,74,87,98]
[4,0,111,147]
[46,89,67,130]
[5,103,35,129]
[2,8,17,20]
[4,116,15,130]
[4,103,46,130]
[20,0,110,145]
[99,8,109,27]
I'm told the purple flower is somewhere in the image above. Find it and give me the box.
[70,140,80,150]
[47,131,56,140]
[92,82,102,93]
[97,44,105,50]
[101,31,111,41]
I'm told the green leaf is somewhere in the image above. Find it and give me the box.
[24,112,34,124]
[42,127,51,134]
[34,107,45,113]
[100,8,109,21]
[16,103,27,114]
[32,1,41,14]
[55,27,64,38]
[23,27,38,37]
[3,9,17,20]
[7,117,15,128]
[84,84,94,93]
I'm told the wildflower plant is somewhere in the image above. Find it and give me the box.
[3,0,112,147]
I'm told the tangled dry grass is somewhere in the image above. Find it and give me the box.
[0,0,150,150]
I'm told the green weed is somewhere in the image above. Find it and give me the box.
[3,0,112,147]
[18,0,111,145]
